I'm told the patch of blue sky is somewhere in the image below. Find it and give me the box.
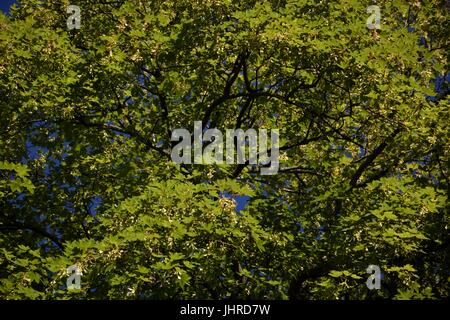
[88,196,102,217]
[85,145,95,154]
[0,0,16,15]
[25,139,49,162]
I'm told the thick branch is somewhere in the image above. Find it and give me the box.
[349,128,401,187]
[0,221,64,251]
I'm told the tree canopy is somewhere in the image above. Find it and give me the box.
[0,0,449,299]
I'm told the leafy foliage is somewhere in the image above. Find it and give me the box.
[0,0,449,299]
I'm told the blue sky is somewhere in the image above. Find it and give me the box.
[0,0,17,14]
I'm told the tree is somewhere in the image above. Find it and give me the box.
[0,0,448,299]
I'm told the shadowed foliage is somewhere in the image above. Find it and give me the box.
[0,0,449,299]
